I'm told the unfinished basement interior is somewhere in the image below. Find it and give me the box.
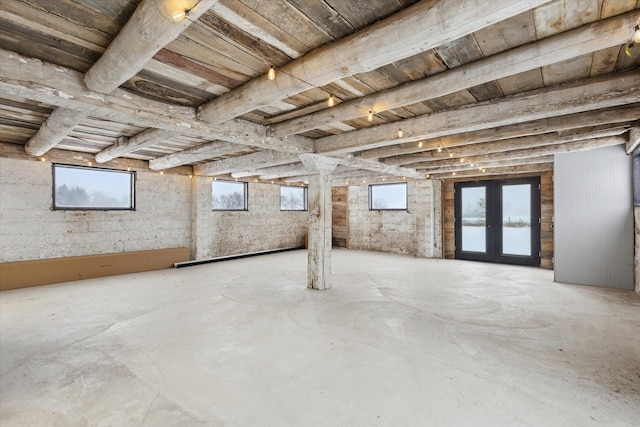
[0,0,639,425]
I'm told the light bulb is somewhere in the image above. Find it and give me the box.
[267,66,276,80]
[418,141,423,148]
[327,95,335,107]
[482,168,486,173]
[88,162,92,166]
[437,146,442,153]
[171,10,187,22]
[460,157,464,163]
[426,174,430,179]
[397,128,403,138]
[368,110,373,121]
[160,171,164,175]
[634,26,640,44]
[40,157,45,162]
[452,172,456,176]
[449,152,453,158]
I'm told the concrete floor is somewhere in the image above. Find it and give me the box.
[1,249,639,427]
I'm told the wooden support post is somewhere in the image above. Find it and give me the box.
[300,154,340,290]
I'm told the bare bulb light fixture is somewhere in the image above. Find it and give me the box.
[368,110,373,122]
[327,95,335,107]
[267,66,276,80]
[437,146,442,153]
[397,128,403,138]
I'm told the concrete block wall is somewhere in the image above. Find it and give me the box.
[0,157,192,262]
[346,180,439,257]
[192,178,307,260]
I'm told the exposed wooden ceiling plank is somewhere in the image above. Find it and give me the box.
[361,106,640,159]
[270,11,639,137]
[197,0,551,124]
[84,0,219,94]
[315,71,640,155]
[0,49,312,154]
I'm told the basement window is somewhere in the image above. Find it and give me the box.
[280,185,307,211]
[52,164,135,210]
[369,182,407,210]
[212,180,248,211]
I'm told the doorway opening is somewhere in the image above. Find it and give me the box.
[454,177,541,266]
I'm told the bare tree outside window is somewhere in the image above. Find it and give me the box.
[212,181,247,210]
[53,164,134,210]
[280,186,307,211]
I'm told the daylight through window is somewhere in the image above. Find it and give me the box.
[53,164,135,210]
[212,180,248,210]
[280,186,307,211]
[369,182,407,210]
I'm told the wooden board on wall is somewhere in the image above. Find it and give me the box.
[332,187,348,247]
[441,170,554,269]
[0,247,190,291]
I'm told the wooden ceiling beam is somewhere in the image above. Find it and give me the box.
[197,0,551,124]
[0,49,312,154]
[149,141,243,170]
[360,106,640,160]
[95,128,175,163]
[315,71,640,155]
[23,0,218,158]
[24,108,87,156]
[385,125,629,166]
[416,136,625,172]
[270,11,640,137]
[429,163,554,180]
[626,126,640,155]
[84,0,218,94]
[195,150,300,176]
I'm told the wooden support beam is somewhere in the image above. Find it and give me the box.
[197,0,550,124]
[24,108,88,156]
[430,163,554,180]
[271,11,639,137]
[300,154,341,290]
[149,141,242,170]
[85,0,218,93]
[417,136,625,173]
[421,156,554,175]
[361,106,640,160]
[627,127,640,155]
[0,49,312,154]
[95,128,175,163]
[316,72,640,155]
[385,125,629,166]
[195,151,300,176]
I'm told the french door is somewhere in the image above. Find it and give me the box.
[454,177,541,266]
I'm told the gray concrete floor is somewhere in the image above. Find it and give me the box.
[1,249,639,426]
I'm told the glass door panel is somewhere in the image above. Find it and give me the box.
[461,186,487,253]
[501,184,532,256]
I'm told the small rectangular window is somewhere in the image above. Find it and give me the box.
[212,180,248,211]
[280,185,307,211]
[369,182,407,210]
[53,164,135,210]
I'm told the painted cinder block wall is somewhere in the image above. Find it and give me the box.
[191,176,307,260]
[0,157,307,263]
[0,157,192,262]
[346,180,442,258]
